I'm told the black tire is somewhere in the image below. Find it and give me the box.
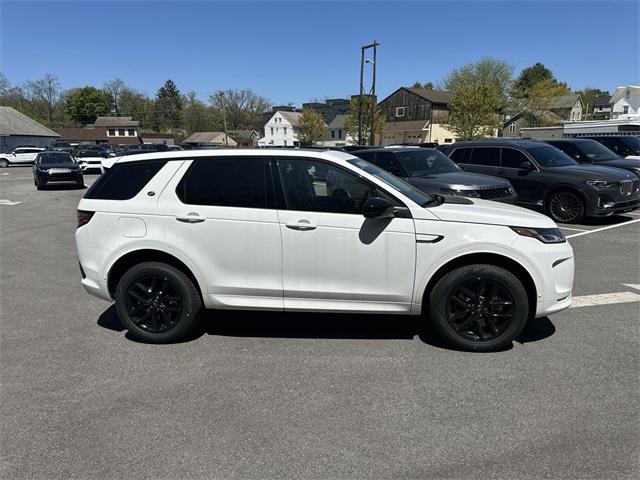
[115,261,203,343]
[76,178,84,188]
[0,158,8,168]
[428,264,529,352]
[546,190,585,224]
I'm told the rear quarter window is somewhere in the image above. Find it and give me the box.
[449,147,471,164]
[84,160,168,200]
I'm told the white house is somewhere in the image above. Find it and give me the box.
[259,111,302,147]
[610,86,640,119]
[320,114,355,147]
[93,116,140,139]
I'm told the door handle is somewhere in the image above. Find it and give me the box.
[285,220,317,231]
[176,213,205,223]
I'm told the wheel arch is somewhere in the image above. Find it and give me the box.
[420,252,538,319]
[543,184,589,208]
[107,249,204,301]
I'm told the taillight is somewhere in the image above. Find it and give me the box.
[77,210,94,228]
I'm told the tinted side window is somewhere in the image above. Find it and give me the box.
[469,147,500,166]
[277,157,391,214]
[550,142,580,160]
[501,148,530,168]
[375,152,405,175]
[85,160,168,200]
[353,151,375,162]
[176,157,269,209]
[449,147,471,164]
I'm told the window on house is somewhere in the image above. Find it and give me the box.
[108,129,115,136]
[118,129,125,136]
[128,129,135,136]
[338,129,342,139]
[623,106,629,114]
[283,140,287,146]
[508,122,516,133]
[331,130,335,138]
[284,127,287,135]
[271,127,274,135]
[396,107,405,117]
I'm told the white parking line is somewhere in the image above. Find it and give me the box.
[566,219,640,239]
[623,284,640,291]
[626,212,640,217]
[571,291,640,308]
[0,199,21,206]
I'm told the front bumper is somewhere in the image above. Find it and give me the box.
[591,198,639,217]
[35,170,83,183]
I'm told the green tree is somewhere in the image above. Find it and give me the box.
[523,79,571,126]
[344,95,385,145]
[298,108,327,145]
[443,57,513,109]
[511,62,556,99]
[577,87,610,120]
[153,79,182,131]
[182,91,222,134]
[65,86,111,125]
[411,81,434,90]
[445,82,501,139]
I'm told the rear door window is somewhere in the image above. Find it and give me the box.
[176,157,271,209]
[84,160,168,200]
[469,147,500,166]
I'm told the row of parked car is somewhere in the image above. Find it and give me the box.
[345,136,640,224]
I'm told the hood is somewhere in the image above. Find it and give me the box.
[429,197,556,228]
[37,162,80,169]
[549,164,636,181]
[598,158,640,172]
[408,171,510,192]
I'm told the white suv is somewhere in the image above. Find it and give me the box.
[0,147,46,167]
[76,150,574,351]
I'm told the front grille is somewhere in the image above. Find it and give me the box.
[48,168,73,174]
[620,180,633,196]
[477,187,512,199]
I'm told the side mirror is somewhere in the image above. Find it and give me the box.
[519,161,533,170]
[363,197,395,219]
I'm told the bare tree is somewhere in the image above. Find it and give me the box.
[209,89,270,130]
[25,73,60,122]
[104,77,126,115]
[0,73,9,96]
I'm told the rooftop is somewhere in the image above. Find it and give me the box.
[0,107,60,137]
[93,116,140,127]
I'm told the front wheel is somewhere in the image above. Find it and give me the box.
[546,190,585,224]
[0,158,9,168]
[115,262,203,343]
[428,264,529,352]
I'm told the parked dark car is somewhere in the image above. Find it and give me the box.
[33,151,83,189]
[440,139,639,223]
[582,135,640,158]
[350,147,517,203]
[544,139,640,178]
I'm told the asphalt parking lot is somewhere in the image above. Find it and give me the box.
[1,166,639,480]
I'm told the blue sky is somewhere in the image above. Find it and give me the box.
[1,0,638,105]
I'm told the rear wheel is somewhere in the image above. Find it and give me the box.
[115,262,202,343]
[428,264,529,352]
[546,190,585,224]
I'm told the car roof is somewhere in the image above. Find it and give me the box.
[111,148,356,165]
[446,139,547,148]
[350,147,437,154]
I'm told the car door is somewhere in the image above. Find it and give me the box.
[158,156,283,310]
[498,147,546,204]
[274,156,416,313]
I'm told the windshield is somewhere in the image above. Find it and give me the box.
[620,136,640,155]
[528,146,577,167]
[39,153,74,164]
[576,141,620,162]
[347,158,434,206]
[394,149,460,175]
[76,151,100,158]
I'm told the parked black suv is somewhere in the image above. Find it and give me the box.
[33,151,83,189]
[582,136,640,158]
[350,147,516,202]
[440,139,639,223]
[544,139,640,178]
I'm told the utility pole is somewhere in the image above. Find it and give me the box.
[217,92,229,147]
[359,41,380,146]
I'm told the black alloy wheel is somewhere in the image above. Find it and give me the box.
[115,262,202,343]
[445,277,515,343]
[547,191,584,223]
[124,275,183,334]
[429,264,529,351]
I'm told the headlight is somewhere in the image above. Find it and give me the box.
[507,186,515,194]
[510,226,566,243]
[585,180,615,188]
